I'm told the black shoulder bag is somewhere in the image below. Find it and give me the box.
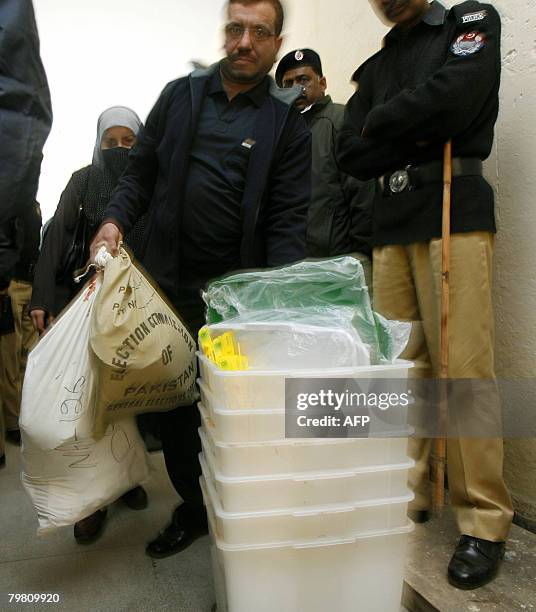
[57,171,90,284]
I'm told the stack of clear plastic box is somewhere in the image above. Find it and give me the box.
[197,258,415,612]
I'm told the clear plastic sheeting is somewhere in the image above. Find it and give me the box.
[203,257,410,364]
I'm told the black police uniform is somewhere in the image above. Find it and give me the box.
[338,0,500,246]
[337,0,513,585]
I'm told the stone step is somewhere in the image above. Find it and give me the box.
[403,508,536,611]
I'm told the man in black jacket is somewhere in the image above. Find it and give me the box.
[0,0,51,283]
[276,48,373,286]
[0,0,50,470]
[338,0,512,590]
[91,0,311,558]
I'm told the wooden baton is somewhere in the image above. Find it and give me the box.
[433,139,452,512]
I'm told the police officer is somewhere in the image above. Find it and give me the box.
[337,0,513,590]
[276,49,373,285]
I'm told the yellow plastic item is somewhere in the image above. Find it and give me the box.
[199,326,212,345]
[216,354,249,371]
[213,332,237,358]
[199,326,216,361]
[198,327,249,371]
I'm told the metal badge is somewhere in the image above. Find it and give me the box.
[241,138,256,150]
[294,50,304,61]
[389,170,410,194]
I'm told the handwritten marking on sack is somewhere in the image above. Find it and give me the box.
[53,423,132,469]
[84,278,98,301]
[112,276,156,313]
[59,377,86,422]
[110,424,131,462]
[110,311,194,381]
[54,429,97,469]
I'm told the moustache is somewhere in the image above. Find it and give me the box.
[229,51,255,62]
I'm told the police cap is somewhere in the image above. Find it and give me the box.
[275,48,323,87]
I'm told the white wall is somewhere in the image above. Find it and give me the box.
[491,0,536,520]
[282,0,388,105]
[34,0,225,221]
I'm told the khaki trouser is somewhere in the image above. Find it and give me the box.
[373,232,513,542]
[0,280,38,456]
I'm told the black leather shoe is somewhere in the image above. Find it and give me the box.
[448,535,505,590]
[74,508,108,544]
[6,429,21,445]
[121,485,148,510]
[145,509,208,559]
[408,510,430,524]
[0,454,5,469]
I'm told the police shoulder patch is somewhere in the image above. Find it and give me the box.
[462,10,487,24]
[451,31,486,56]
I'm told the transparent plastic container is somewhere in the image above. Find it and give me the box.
[200,474,413,546]
[199,419,410,478]
[200,450,414,513]
[208,505,414,612]
[198,376,410,443]
[199,382,285,443]
[207,321,371,369]
[198,353,412,411]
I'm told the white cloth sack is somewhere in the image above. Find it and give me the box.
[20,278,150,534]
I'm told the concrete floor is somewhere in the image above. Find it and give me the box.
[3,437,535,612]
[0,440,215,612]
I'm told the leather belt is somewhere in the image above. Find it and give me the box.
[378,158,483,195]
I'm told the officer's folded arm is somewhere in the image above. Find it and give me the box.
[337,125,415,182]
[336,81,414,181]
[363,7,501,143]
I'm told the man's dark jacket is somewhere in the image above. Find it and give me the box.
[0,0,52,281]
[305,95,372,257]
[106,64,311,303]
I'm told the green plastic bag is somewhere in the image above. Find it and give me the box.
[203,257,409,364]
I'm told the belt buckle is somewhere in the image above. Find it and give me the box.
[389,168,410,194]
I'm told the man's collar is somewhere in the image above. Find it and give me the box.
[302,94,331,116]
[423,1,447,26]
[385,1,447,43]
[209,67,269,107]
